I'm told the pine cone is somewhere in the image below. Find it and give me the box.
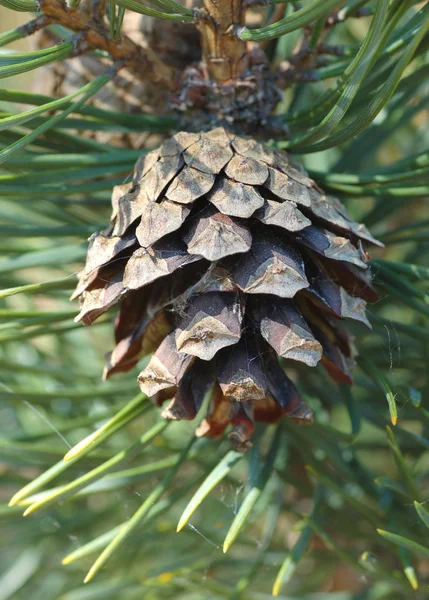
[73,128,382,451]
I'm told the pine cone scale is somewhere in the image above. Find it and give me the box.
[166,168,215,204]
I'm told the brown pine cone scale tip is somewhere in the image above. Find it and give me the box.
[74,127,382,452]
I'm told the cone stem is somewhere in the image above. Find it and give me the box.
[198,0,248,83]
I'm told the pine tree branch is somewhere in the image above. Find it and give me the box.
[330,5,372,24]
[196,0,248,82]
[38,0,180,89]
[15,14,52,38]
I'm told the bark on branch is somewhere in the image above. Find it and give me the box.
[39,0,180,90]
[197,0,248,83]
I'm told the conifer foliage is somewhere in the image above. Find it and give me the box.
[0,1,428,599]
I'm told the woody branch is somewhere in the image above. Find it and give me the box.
[196,0,248,83]
[38,0,180,90]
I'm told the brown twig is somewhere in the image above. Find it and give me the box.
[328,6,372,25]
[91,0,107,27]
[39,0,180,90]
[16,14,52,38]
